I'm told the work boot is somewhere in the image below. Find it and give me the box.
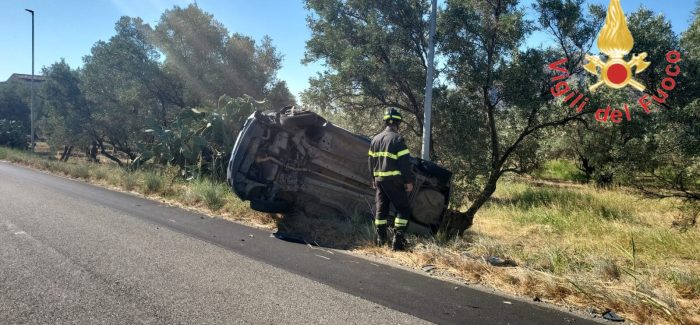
[375,225,388,247]
[392,229,406,251]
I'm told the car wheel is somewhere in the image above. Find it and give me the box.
[280,112,325,129]
[249,199,292,213]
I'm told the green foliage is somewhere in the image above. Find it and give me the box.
[0,81,30,130]
[535,6,699,201]
[38,5,293,169]
[80,17,172,162]
[303,0,431,139]
[69,164,90,179]
[191,179,228,211]
[41,60,92,150]
[122,173,138,191]
[432,89,490,201]
[152,4,294,107]
[666,270,700,299]
[143,171,165,194]
[628,7,680,92]
[0,119,27,149]
[91,166,109,180]
[533,160,587,182]
[512,187,632,223]
[304,0,610,235]
[133,96,257,180]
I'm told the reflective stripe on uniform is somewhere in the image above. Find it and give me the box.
[375,219,387,226]
[383,114,402,120]
[368,150,410,159]
[373,170,401,177]
[368,150,397,159]
[394,217,409,227]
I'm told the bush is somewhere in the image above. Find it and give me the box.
[0,120,27,149]
[91,166,109,180]
[192,179,227,211]
[143,172,164,194]
[667,270,700,299]
[70,164,90,179]
[49,161,72,175]
[122,173,138,191]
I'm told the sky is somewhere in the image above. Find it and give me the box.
[0,0,696,99]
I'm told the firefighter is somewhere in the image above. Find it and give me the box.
[368,107,414,251]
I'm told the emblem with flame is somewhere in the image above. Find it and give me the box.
[584,0,650,92]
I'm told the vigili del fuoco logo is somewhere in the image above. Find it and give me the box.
[548,0,682,124]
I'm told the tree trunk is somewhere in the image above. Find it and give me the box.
[60,145,74,162]
[60,145,69,161]
[442,171,500,238]
[160,98,168,127]
[578,156,594,182]
[89,142,98,162]
[98,142,123,166]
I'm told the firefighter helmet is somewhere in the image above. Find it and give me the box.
[383,107,402,124]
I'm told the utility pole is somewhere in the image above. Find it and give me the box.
[421,0,437,161]
[25,9,35,150]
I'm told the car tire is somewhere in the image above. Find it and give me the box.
[280,111,325,129]
[249,199,292,213]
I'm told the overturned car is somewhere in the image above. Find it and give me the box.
[226,107,455,235]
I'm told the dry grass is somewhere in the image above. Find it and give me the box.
[356,180,700,324]
[0,146,279,230]
[3,147,699,324]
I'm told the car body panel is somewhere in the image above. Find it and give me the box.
[227,107,453,235]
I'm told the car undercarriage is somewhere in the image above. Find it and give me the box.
[227,107,457,235]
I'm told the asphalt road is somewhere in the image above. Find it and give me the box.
[0,162,601,324]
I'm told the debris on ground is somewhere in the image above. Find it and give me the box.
[602,310,625,322]
[483,255,518,267]
[421,264,437,272]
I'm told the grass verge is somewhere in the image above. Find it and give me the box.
[2,147,698,324]
[0,146,276,231]
[358,180,699,324]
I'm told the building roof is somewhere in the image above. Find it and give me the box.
[5,73,46,83]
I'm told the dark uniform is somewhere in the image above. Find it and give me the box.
[368,109,413,250]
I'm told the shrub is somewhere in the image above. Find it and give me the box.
[667,270,700,299]
[143,172,164,194]
[192,179,227,211]
[70,164,90,179]
[91,166,109,180]
[0,120,27,149]
[122,173,138,191]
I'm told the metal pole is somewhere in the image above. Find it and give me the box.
[25,9,35,150]
[421,0,437,161]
